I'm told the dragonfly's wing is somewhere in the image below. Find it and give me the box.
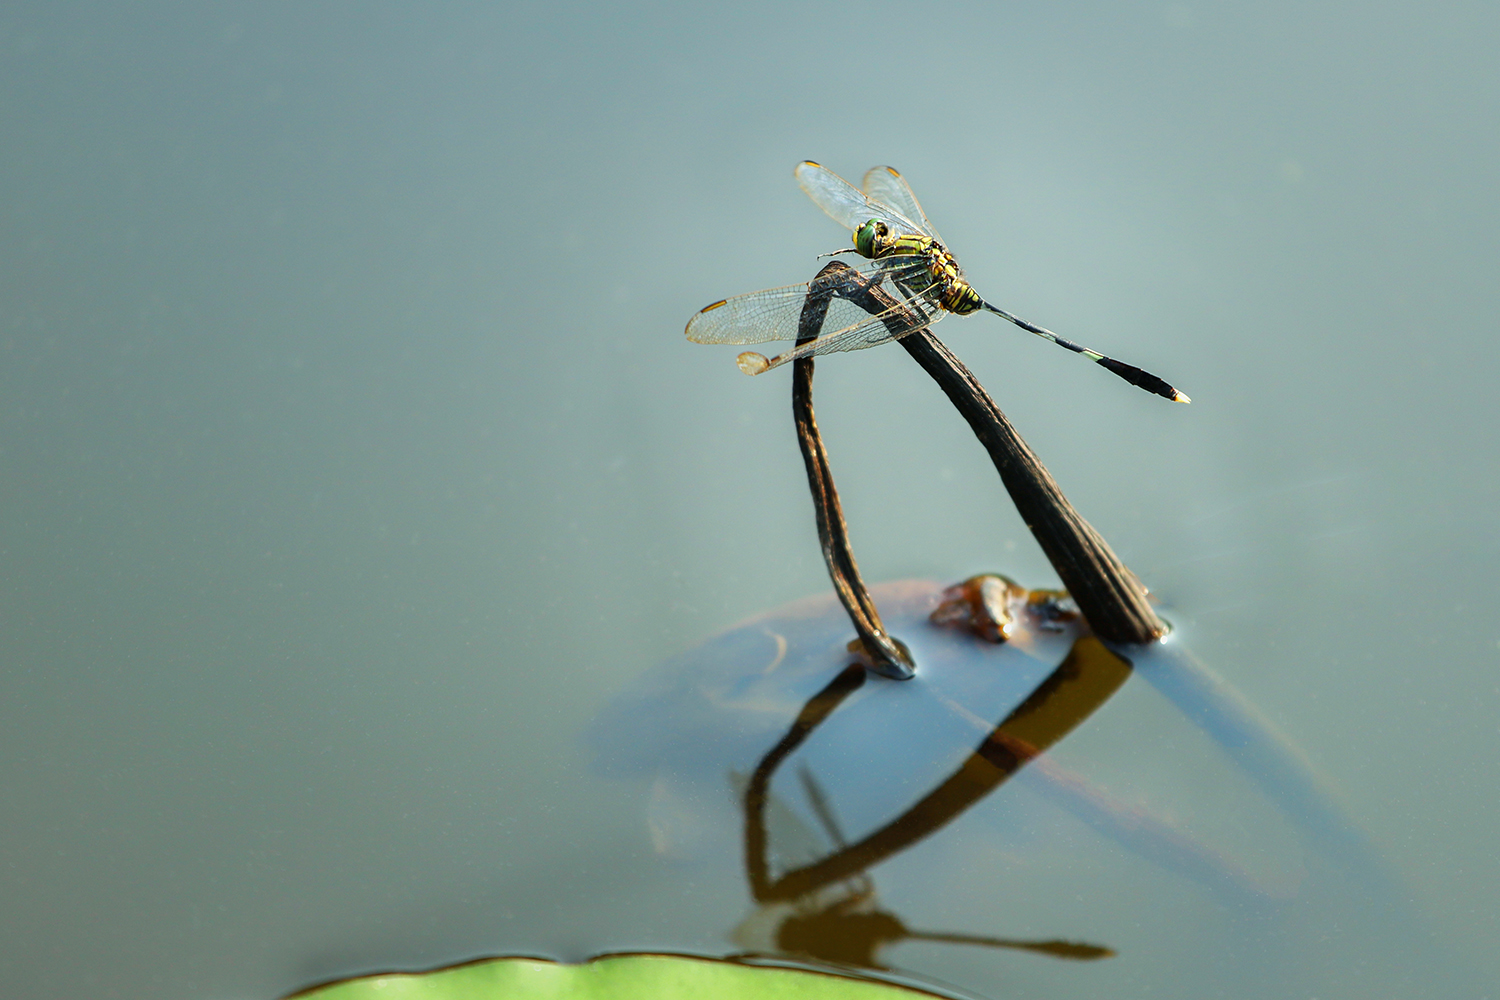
[795,161,926,238]
[686,257,933,346]
[862,166,942,242]
[748,267,948,372]
[685,281,815,345]
[765,294,944,364]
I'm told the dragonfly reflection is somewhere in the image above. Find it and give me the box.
[733,760,1113,969]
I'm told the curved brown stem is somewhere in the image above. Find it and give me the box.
[792,264,916,679]
[800,260,1166,646]
[896,331,1166,645]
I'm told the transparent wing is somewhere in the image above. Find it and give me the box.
[862,166,942,242]
[739,267,950,374]
[795,161,927,238]
[685,282,817,346]
[764,284,944,364]
[685,257,934,346]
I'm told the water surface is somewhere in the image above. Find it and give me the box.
[1,3,1497,998]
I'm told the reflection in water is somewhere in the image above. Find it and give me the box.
[736,591,1130,968]
[588,576,1451,994]
[744,631,1132,902]
[735,764,1113,968]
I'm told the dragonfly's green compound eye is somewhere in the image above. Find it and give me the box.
[853,219,889,258]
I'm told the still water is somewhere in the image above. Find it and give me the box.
[2,3,1497,998]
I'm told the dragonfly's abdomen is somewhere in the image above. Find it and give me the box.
[939,280,983,315]
[927,247,982,315]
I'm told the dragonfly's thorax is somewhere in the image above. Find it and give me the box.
[854,218,981,315]
[854,219,935,260]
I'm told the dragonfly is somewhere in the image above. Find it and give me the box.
[685,162,1189,403]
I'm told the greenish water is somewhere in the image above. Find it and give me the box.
[2,3,1497,998]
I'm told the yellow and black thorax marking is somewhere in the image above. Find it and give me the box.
[852,219,983,316]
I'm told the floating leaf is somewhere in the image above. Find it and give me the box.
[289,952,950,1000]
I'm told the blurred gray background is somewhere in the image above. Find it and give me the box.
[1,2,1496,998]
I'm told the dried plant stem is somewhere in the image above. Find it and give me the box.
[791,266,915,679]
[793,260,1165,649]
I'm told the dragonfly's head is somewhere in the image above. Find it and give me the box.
[852,219,891,258]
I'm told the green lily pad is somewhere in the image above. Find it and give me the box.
[289,952,949,1000]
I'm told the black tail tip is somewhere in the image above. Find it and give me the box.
[1096,357,1190,403]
